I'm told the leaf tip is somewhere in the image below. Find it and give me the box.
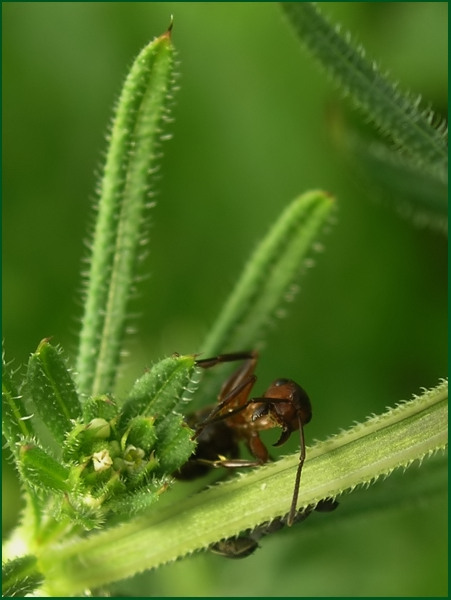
[36,336,53,352]
[163,15,174,39]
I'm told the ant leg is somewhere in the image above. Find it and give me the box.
[194,351,259,436]
[195,456,262,469]
[196,396,286,426]
[193,351,272,468]
[238,396,307,527]
[196,351,258,400]
[196,351,257,370]
[194,374,257,437]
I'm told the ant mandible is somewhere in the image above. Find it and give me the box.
[179,350,312,527]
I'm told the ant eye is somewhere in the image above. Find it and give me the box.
[252,404,269,421]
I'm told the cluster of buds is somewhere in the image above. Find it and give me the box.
[6,340,197,529]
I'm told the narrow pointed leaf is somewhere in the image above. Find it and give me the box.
[76,24,177,397]
[82,394,119,423]
[200,190,334,357]
[26,339,81,445]
[19,443,70,494]
[120,355,196,429]
[124,416,157,453]
[153,414,196,475]
[280,2,448,176]
[119,354,197,474]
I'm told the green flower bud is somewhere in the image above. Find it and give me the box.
[85,418,111,439]
[123,416,157,453]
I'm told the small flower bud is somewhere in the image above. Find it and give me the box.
[123,445,145,470]
[85,418,111,439]
[124,416,157,452]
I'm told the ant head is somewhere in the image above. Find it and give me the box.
[265,379,312,427]
[250,379,312,447]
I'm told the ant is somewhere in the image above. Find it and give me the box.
[177,351,312,527]
[210,498,339,559]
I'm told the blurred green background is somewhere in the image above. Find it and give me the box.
[2,2,447,596]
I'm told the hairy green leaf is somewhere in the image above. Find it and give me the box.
[25,339,81,446]
[2,349,36,456]
[119,354,197,475]
[153,414,196,475]
[195,190,334,407]
[82,394,119,423]
[76,23,177,397]
[200,190,334,358]
[105,478,171,520]
[19,443,70,494]
[281,2,448,177]
[120,354,196,429]
[2,555,44,598]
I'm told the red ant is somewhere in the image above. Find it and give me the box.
[177,351,312,527]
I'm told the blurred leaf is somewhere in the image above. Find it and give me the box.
[2,348,36,458]
[280,2,448,175]
[2,555,44,598]
[343,133,448,233]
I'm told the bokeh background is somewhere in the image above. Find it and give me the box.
[2,2,447,596]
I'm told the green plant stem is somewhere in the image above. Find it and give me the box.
[76,25,175,397]
[38,379,447,596]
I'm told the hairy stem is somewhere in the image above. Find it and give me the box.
[39,380,447,596]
